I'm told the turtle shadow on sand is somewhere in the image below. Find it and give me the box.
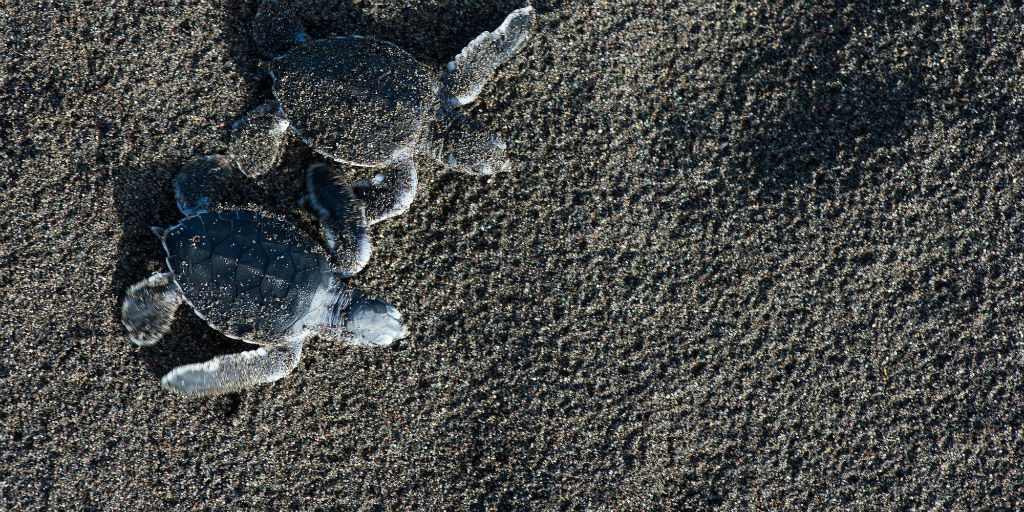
[109,162,241,383]
[113,155,411,398]
[289,0,530,69]
[218,0,539,105]
[669,8,927,206]
[108,159,308,385]
[227,0,536,181]
[107,0,538,393]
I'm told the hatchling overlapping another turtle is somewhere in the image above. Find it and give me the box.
[229,0,536,225]
[121,156,408,397]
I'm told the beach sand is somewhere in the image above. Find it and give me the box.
[3,0,1024,508]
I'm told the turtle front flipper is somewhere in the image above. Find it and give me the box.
[352,153,418,225]
[440,6,535,106]
[229,100,291,178]
[161,340,303,397]
[122,272,184,347]
[173,155,236,216]
[304,164,371,276]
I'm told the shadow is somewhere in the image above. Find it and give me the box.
[219,0,263,72]
[108,161,234,381]
[296,0,532,65]
[110,160,178,313]
[211,0,545,239]
[667,4,927,205]
[218,0,535,130]
[109,157,310,384]
[110,0,543,380]
[212,0,541,199]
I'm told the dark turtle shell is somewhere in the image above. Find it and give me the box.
[162,210,330,340]
[270,36,440,166]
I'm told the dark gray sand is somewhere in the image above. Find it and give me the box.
[4,0,1024,508]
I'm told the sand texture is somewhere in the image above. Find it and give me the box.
[4,0,1024,509]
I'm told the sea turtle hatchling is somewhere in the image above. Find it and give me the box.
[121,155,408,397]
[229,0,535,226]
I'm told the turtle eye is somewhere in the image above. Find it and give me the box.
[471,162,494,175]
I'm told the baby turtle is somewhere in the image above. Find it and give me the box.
[121,156,408,397]
[230,0,535,225]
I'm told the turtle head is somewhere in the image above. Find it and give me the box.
[342,291,409,347]
[446,131,510,176]
[430,109,511,175]
[316,284,408,346]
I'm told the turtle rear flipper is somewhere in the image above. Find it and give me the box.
[352,152,418,225]
[253,0,308,58]
[229,100,291,178]
[441,6,535,106]
[122,272,184,347]
[304,164,371,276]
[161,340,303,397]
[173,155,236,215]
